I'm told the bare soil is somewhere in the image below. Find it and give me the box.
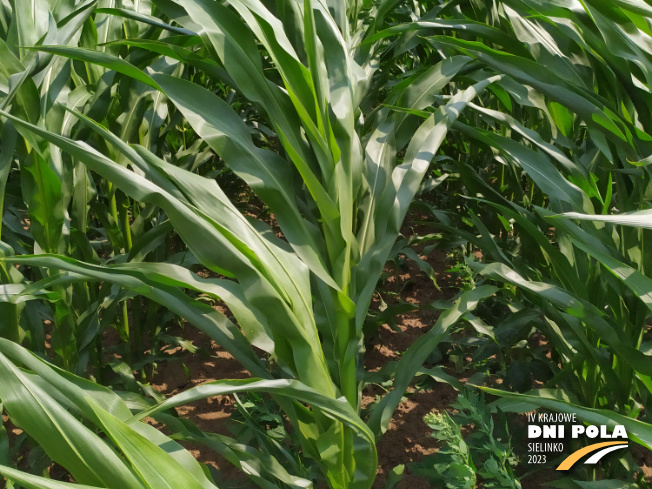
[147,244,499,488]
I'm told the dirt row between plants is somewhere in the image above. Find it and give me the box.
[149,246,495,488]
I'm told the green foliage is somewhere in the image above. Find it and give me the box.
[0,1,502,487]
[1,0,652,487]
[396,0,652,478]
[0,339,225,489]
[421,411,476,489]
[416,392,520,489]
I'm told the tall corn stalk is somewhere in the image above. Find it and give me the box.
[0,0,188,376]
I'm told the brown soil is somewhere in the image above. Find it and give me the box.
[150,329,250,484]
[147,244,470,488]
[364,247,458,488]
[143,239,569,489]
[632,444,652,481]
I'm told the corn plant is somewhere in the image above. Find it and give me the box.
[0,0,224,385]
[0,0,502,487]
[0,0,105,371]
[385,0,652,479]
[0,338,316,489]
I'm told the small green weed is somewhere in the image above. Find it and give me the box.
[414,391,520,489]
[420,410,476,489]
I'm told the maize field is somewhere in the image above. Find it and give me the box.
[1,0,652,487]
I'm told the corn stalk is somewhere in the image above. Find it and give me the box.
[0,0,497,487]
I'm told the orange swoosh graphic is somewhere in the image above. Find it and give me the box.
[557,441,628,470]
